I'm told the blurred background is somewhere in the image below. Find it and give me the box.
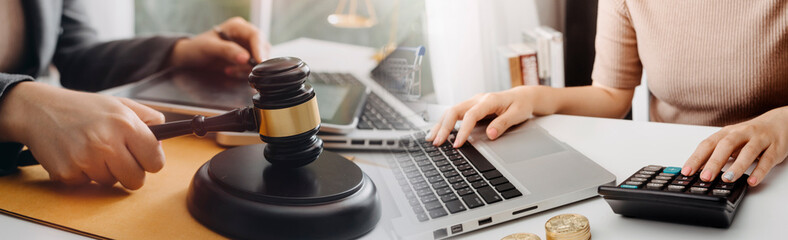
[81,0,648,120]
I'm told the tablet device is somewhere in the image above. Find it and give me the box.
[109,68,368,133]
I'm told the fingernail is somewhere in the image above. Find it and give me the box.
[722,171,735,181]
[432,137,442,146]
[681,167,691,176]
[701,171,712,181]
[748,176,758,186]
[487,128,498,139]
[425,131,435,141]
[236,53,248,63]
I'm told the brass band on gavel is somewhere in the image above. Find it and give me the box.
[256,97,321,138]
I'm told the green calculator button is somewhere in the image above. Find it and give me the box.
[663,167,681,175]
[620,185,638,189]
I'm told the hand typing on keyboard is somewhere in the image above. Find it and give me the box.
[425,87,540,148]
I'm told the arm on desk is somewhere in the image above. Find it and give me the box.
[427,84,635,148]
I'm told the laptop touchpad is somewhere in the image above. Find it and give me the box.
[477,125,566,164]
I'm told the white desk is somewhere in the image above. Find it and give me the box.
[4,114,783,239]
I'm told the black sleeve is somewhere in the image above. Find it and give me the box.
[0,73,33,175]
[53,0,186,92]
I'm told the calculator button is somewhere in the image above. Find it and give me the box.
[663,167,682,175]
[655,176,673,180]
[667,185,685,192]
[690,187,709,194]
[714,183,735,190]
[638,170,656,175]
[675,175,694,181]
[646,183,664,189]
[650,179,668,184]
[644,166,663,172]
[672,180,691,186]
[712,189,731,197]
[659,172,676,177]
[625,181,644,186]
[620,184,639,189]
[630,177,648,182]
[634,174,652,179]
[692,181,713,188]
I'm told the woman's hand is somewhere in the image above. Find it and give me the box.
[425,84,634,148]
[0,82,166,190]
[426,87,537,148]
[167,17,271,78]
[682,106,788,187]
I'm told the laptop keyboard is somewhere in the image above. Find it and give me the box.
[309,72,365,86]
[387,131,523,222]
[309,72,416,131]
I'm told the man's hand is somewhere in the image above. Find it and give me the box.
[0,82,166,190]
[167,17,271,78]
[683,106,788,187]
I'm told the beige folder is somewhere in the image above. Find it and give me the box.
[0,136,226,239]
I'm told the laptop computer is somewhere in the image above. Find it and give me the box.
[354,120,616,239]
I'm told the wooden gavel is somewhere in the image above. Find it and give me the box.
[149,56,324,168]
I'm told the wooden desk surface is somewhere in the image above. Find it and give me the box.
[0,136,227,239]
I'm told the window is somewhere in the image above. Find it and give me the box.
[134,0,251,35]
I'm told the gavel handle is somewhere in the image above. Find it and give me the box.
[11,107,259,168]
[150,107,258,140]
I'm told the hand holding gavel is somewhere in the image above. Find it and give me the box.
[7,57,321,189]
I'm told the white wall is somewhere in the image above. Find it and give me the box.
[425,0,563,106]
[632,73,650,122]
[82,0,135,41]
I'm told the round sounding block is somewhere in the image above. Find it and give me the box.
[186,144,381,239]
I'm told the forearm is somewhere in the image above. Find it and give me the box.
[54,36,183,92]
[0,81,37,143]
[525,83,635,119]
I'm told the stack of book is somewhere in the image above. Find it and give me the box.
[497,26,564,89]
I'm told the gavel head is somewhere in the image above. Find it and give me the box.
[248,57,322,168]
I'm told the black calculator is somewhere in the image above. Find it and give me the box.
[598,165,748,228]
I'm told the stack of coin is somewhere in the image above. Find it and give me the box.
[502,233,541,240]
[544,214,590,240]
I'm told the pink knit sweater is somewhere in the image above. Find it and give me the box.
[591,0,788,126]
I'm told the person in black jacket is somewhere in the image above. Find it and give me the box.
[0,0,269,190]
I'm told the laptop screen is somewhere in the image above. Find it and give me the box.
[269,0,436,104]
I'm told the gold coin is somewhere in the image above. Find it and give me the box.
[546,231,590,240]
[544,214,589,234]
[502,233,542,240]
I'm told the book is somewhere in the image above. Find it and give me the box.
[522,26,565,88]
[497,45,524,89]
[497,43,539,88]
[535,26,564,88]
